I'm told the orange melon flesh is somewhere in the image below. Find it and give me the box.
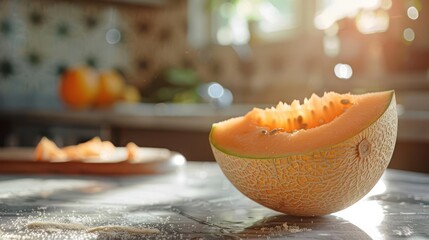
[210,90,394,158]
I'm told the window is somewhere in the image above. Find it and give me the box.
[188,0,300,47]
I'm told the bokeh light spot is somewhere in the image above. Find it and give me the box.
[208,83,224,99]
[334,63,353,80]
[403,28,415,42]
[105,28,121,45]
[407,6,419,20]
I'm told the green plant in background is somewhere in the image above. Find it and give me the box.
[141,67,202,103]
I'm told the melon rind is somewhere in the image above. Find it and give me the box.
[210,93,397,216]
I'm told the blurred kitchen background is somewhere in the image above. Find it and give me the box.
[0,0,428,172]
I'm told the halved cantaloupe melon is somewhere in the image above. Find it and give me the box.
[210,90,397,216]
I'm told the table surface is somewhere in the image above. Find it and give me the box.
[0,162,428,239]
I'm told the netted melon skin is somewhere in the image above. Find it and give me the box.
[212,98,397,216]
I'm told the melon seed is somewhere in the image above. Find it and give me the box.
[341,99,350,105]
[323,106,328,112]
[297,115,303,123]
[270,128,284,135]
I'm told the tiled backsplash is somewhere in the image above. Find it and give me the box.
[0,0,196,109]
[0,0,339,109]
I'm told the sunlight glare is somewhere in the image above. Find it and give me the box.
[314,0,382,30]
[356,10,389,34]
[334,180,386,240]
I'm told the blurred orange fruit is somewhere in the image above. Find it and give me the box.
[59,66,98,110]
[94,70,125,107]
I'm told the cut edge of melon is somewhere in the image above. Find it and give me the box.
[209,90,396,159]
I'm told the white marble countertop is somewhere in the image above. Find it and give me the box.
[0,162,428,239]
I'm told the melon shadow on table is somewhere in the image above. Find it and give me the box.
[237,214,373,239]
